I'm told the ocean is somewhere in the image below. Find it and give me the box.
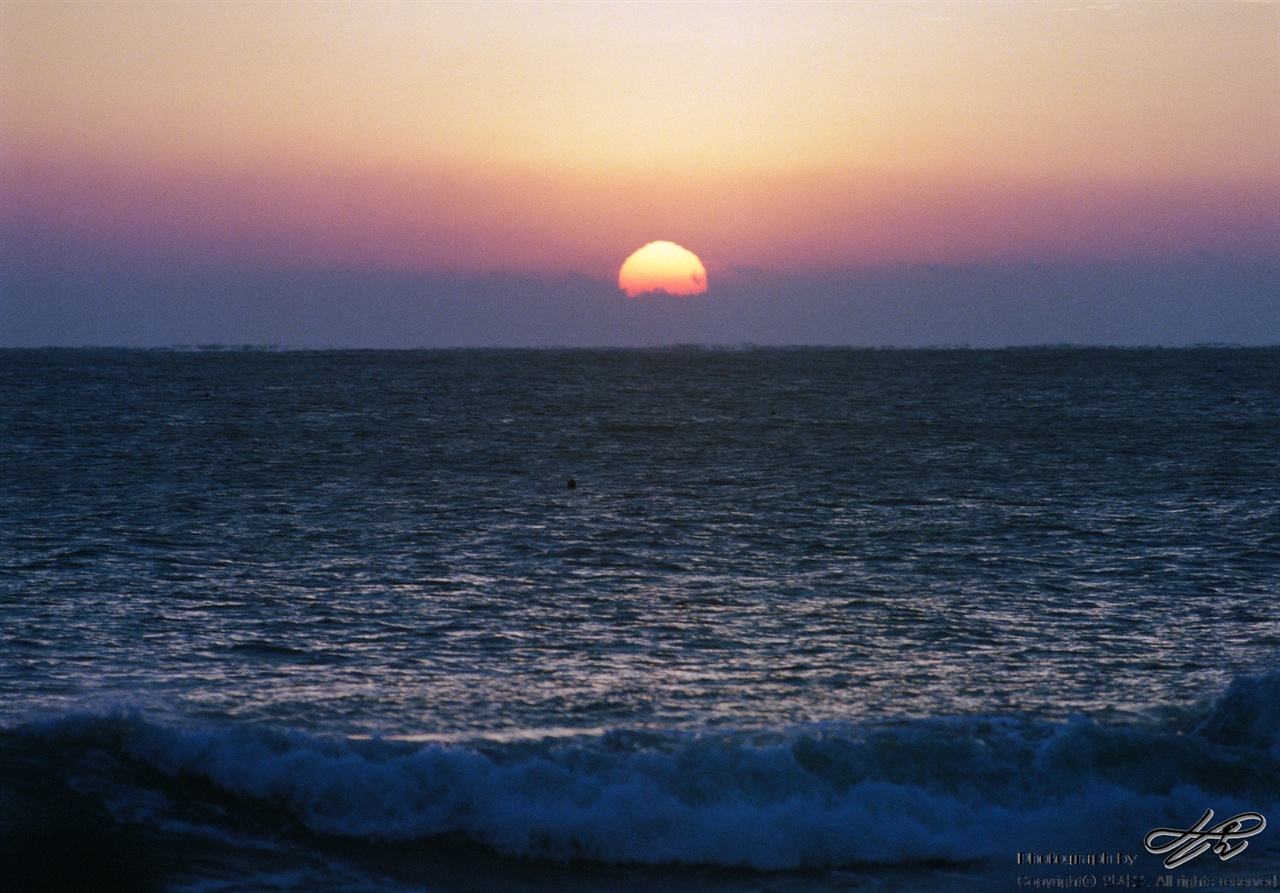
[2,346,1278,892]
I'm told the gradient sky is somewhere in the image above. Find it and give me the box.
[1,0,1277,346]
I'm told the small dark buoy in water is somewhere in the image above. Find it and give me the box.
[566,477,577,489]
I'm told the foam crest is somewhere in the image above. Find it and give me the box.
[1193,669,1280,753]
[11,671,1279,870]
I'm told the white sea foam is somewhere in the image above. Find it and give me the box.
[85,670,1280,870]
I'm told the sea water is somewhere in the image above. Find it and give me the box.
[1,346,1278,892]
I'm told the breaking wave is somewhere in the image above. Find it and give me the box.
[4,671,1278,872]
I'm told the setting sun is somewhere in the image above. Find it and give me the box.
[618,242,708,298]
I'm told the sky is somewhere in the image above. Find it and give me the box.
[1,0,1277,347]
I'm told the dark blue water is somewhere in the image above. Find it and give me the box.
[2,346,1278,891]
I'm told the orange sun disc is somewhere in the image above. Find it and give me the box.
[618,241,708,298]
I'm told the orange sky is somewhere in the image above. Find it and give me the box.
[2,0,1277,277]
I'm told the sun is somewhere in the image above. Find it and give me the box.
[618,241,708,298]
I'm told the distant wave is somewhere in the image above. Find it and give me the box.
[4,671,1279,871]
